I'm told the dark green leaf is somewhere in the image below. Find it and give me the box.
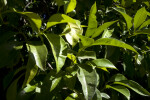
[114,80,150,96]
[109,74,127,82]
[93,89,102,100]
[106,85,130,100]
[78,50,96,59]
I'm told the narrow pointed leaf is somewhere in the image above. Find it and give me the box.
[64,0,76,14]
[101,93,110,99]
[44,33,68,72]
[85,2,97,37]
[139,19,150,30]
[27,41,48,70]
[93,38,138,54]
[133,28,150,36]
[106,85,130,100]
[22,51,38,87]
[113,7,132,30]
[88,59,116,69]
[46,14,76,30]
[114,80,150,96]
[77,64,98,100]
[93,89,102,100]
[134,7,147,30]
[92,20,117,38]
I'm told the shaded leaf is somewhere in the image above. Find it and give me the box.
[106,85,130,100]
[85,2,97,37]
[133,28,150,36]
[134,7,147,30]
[93,89,102,100]
[65,93,78,100]
[114,80,150,96]
[46,14,76,30]
[24,84,38,93]
[139,19,150,30]
[78,50,96,60]
[109,73,127,82]
[77,64,98,100]
[101,93,110,99]
[93,38,138,54]
[92,20,117,38]
[44,33,68,72]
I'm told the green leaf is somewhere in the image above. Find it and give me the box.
[64,0,76,14]
[6,74,24,100]
[114,80,150,96]
[50,75,62,92]
[64,75,76,89]
[77,64,98,100]
[87,59,117,69]
[93,89,102,100]
[92,20,117,38]
[93,38,138,54]
[134,7,147,30]
[55,0,64,7]
[27,41,48,70]
[106,85,130,100]
[109,74,127,82]
[102,29,114,38]
[85,2,97,37]
[113,7,132,30]
[46,14,76,30]
[24,84,38,93]
[78,35,94,47]
[22,50,38,87]
[44,33,68,72]
[101,93,110,99]
[132,28,150,36]
[64,21,83,47]
[78,50,96,60]
[18,12,42,32]
[65,93,78,100]
[139,19,150,30]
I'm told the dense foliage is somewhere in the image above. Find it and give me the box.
[0,0,150,100]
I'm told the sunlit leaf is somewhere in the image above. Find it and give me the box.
[87,59,117,69]
[78,35,94,47]
[93,38,138,54]
[109,74,127,82]
[64,0,76,14]
[46,14,76,30]
[113,7,132,30]
[27,41,48,70]
[78,50,96,60]
[106,85,130,100]
[101,93,110,99]
[24,84,38,93]
[92,20,117,38]
[134,7,147,30]
[114,80,150,96]
[85,2,97,37]
[93,89,102,100]
[77,64,98,100]
[102,29,114,38]
[65,93,78,100]
[44,33,68,72]
[139,19,150,30]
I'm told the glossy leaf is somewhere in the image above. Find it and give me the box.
[139,19,150,30]
[65,93,78,100]
[91,20,117,38]
[46,14,76,30]
[93,38,138,54]
[22,51,38,87]
[101,93,110,99]
[102,29,114,38]
[134,7,147,30]
[44,33,68,72]
[85,2,97,37]
[77,64,98,100]
[87,59,117,69]
[93,89,102,100]
[24,84,38,93]
[27,41,48,70]
[64,0,76,14]
[18,12,42,32]
[65,21,83,47]
[78,50,96,59]
[106,85,130,100]
[113,7,132,30]
[114,80,150,96]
